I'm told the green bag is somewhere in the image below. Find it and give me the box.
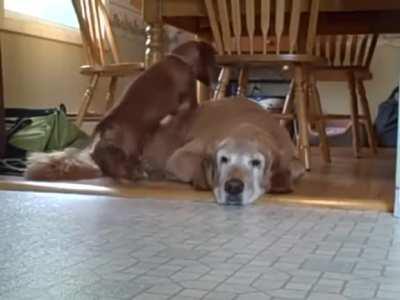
[8,109,89,152]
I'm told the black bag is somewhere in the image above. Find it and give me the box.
[374,87,398,147]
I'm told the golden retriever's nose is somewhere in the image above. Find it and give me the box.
[224,178,244,195]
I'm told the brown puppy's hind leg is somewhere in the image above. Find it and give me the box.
[91,139,133,180]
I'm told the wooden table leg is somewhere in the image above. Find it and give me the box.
[237,66,249,96]
[347,71,361,158]
[213,67,231,101]
[196,34,213,103]
[143,0,164,67]
[294,64,311,171]
[144,23,164,67]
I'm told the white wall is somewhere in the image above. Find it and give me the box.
[0,21,191,118]
[2,30,146,116]
[0,0,147,116]
[2,32,88,112]
[318,42,400,119]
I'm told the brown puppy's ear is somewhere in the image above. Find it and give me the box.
[198,42,218,87]
[171,41,217,87]
[166,139,214,190]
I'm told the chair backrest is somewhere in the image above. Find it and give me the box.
[313,34,379,68]
[204,0,320,56]
[72,0,120,65]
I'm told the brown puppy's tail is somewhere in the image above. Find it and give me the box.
[24,147,101,181]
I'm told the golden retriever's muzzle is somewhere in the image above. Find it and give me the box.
[224,178,245,205]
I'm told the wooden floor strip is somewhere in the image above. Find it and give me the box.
[0,147,395,212]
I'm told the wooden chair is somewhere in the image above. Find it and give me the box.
[204,0,328,170]
[311,34,379,157]
[72,0,144,127]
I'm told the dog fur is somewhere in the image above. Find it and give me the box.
[25,147,101,181]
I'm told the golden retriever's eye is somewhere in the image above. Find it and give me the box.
[220,156,229,164]
[251,159,261,168]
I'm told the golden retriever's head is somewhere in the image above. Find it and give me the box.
[209,140,276,206]
[210,137,266,205]
[206,123,296,205]
[167,124,294,206]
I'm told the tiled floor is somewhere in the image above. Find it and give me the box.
[1,191,400,300]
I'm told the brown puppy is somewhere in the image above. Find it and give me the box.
[25,41,217,181]
[91,41,217,179]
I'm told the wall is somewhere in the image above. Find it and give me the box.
[2,32,88,112]
[0,1,192,119]
[318,41,400,119]
[1,1,147,117]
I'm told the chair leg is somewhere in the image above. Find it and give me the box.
[213,67,231,100]
[280,80,295,127]
[237,66,249,96]
[76,74,100,127]
[356,79,378,154]
[294,64,311,171]
[309,75,331,163]
[347,71,361,158]
[105,76,118,112]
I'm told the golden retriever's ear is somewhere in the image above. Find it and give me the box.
[245,126,293,194]
[166,139,215,190]
[269,166,293,193]
[255,130,293,194]
[196,154,216,190]
[266,153,293,193]
[290,158,306,182]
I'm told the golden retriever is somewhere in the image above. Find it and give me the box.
[26,97,304,205]
[145,97,305,205]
